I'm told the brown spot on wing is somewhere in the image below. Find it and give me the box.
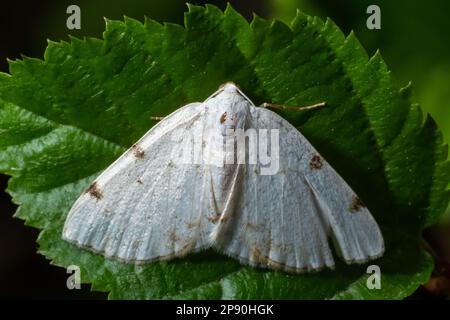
[219,215,230,224]
[310,154,323,170]
[207,215,220,224]
[159,240,197,261]
[186,221,197,229]
[132,144,145,159]
[220,112,227,124]
[250,246,263,261]
[85,182,103,200]
[349,196,366,213]
[169,231,181,242]
[248,245,303,272]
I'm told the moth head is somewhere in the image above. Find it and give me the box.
[213,82,250,135]
[219,82,240,94]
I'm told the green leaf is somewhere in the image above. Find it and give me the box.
[0,4,449,299]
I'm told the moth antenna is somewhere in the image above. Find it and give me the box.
[260,101,326,111]
[150,116,165,121]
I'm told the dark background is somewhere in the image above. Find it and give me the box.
[1,0,449,299]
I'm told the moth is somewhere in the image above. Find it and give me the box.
[63,82,384,273]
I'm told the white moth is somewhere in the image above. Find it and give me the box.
[63,82,384,273]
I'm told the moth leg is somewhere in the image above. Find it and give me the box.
[260,101,326,111]
[150,116,165,121]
